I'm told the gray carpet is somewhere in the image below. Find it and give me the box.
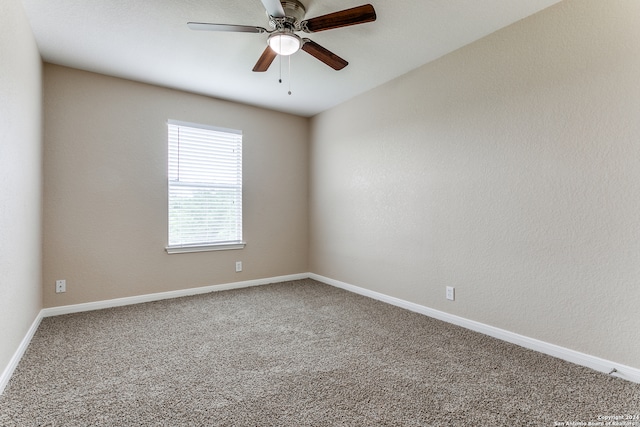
[1,279,638,426]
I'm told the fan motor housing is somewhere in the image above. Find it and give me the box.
[282,0,306,22]
[268,0,306,29]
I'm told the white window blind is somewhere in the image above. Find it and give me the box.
[167,120,243,253]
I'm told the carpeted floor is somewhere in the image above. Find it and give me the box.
[1,279,638,426]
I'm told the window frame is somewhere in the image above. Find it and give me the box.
[165,119,245,254]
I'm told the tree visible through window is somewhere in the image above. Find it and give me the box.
[166,120,244,253]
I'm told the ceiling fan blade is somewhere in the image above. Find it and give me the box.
[260,0,286,18]
[187,22,268,33]
[301,4,376,33]
[252,46,278,72]
[301,39,348,70]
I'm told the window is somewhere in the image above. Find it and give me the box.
[166,120,244,254]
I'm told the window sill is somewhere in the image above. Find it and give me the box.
[165,241,246,254]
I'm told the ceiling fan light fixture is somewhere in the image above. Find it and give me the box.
[268,32,302,56]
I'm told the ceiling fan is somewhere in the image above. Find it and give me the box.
[187,0,377,72]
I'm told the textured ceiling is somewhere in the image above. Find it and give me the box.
[20,0,561,117]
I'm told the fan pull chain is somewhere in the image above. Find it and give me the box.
[278,38,282,83]
[288,55,292,95]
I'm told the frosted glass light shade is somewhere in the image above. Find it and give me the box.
[268,33,302,56]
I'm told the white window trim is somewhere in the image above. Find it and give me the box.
[165,241,246,254]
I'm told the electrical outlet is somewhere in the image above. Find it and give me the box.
[235,261,242,272]
[446,286,455,301]
[56,280,66,293]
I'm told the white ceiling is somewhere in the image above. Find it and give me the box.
[20,0,561,117]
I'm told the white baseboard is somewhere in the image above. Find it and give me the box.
[0,311,44,395]
[41,273,309,317]
[309,273,640,384]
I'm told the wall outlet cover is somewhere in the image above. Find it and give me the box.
[446,286,455,301]
[56,280,66,293]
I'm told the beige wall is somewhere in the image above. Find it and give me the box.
[310,0,640,369]
[43,65,309,307]
[0,0,43,377]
